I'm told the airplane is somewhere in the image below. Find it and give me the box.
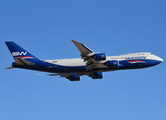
[5,40,163,81]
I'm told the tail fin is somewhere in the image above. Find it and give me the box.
[5,41,39,60]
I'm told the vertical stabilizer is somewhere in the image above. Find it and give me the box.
[5,41,39,60]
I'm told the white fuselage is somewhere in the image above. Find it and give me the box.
[44,52,163,67]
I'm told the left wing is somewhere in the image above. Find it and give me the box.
[37,72,88,81]
[72,40,107,71]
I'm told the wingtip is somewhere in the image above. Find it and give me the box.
[71,39,76,42]
[71,39,81,44]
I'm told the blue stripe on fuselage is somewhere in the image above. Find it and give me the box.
[13,59,162,73]
[13,60,87,73]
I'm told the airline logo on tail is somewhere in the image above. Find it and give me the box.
[12,51,34,59]
[12,51,27,56]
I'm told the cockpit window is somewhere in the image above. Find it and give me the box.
[150,53,153,55]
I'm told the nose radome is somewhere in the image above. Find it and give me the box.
[156,56,163,62]
[160,58,163,62]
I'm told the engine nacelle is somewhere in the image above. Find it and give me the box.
[67,74,80,81]
[89,72,103,79]
[92,53,106,60]
[104,60,119,67]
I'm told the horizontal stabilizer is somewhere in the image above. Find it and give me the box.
[15,57,34,66]
[5,67,15,69]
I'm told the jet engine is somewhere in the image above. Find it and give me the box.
[104,60,119,67]
[89,72,103,79]
[67,74,80,81]
[92,53,106,60]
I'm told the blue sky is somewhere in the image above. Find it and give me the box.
[1,0,166,120]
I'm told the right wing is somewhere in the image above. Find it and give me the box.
[72,40,107,71]
[71,40,94,55]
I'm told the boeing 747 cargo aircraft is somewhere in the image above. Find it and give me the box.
[5,40,163,81]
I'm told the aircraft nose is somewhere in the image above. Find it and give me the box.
[160,58,163,62]
[155,56,163,63]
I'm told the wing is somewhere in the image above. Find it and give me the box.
[71,40,94,55]
[72,40,107,71]
[37,72,88,81]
